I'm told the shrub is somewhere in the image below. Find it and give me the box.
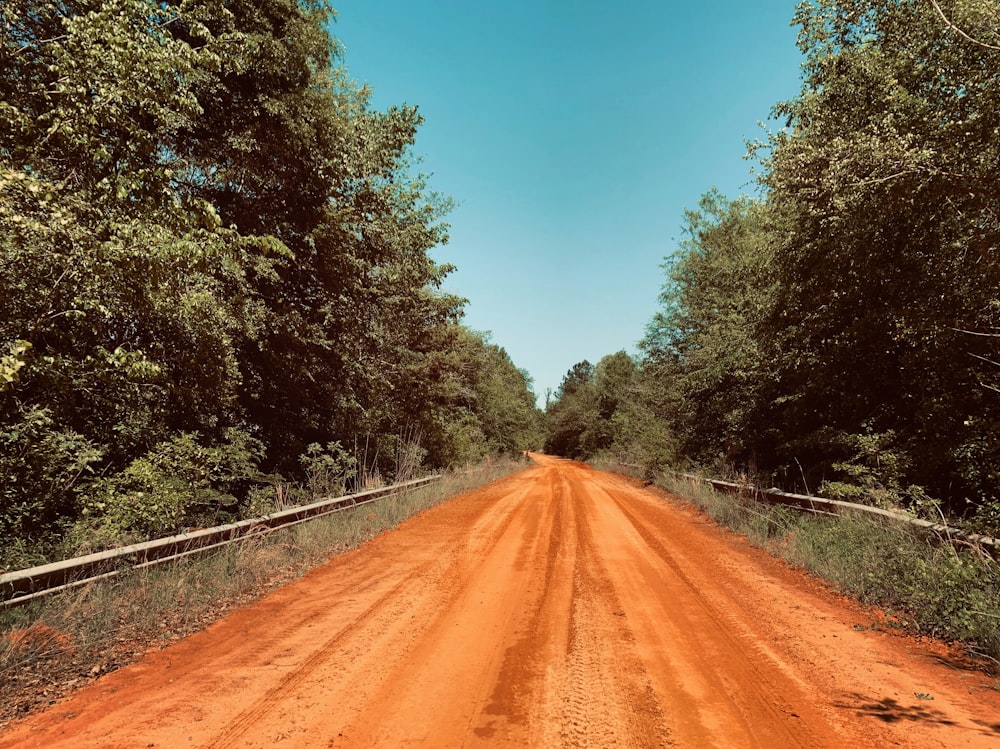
[71,430,264,550]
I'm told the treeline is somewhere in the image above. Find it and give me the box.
[0,0,540,568]
[544,0,1000,532]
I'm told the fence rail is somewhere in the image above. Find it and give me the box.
[0,475,440,608]
[676,472,999,555]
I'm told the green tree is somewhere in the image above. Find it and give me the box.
[397,326,540,467]
[757,0,1000,506]
[543,354,640,461]
[1,0,519,566]
[1,0,266,562]
[544,361,597,458]
[641,191,779,473]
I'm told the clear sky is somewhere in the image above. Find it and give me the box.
[331,1,805,403]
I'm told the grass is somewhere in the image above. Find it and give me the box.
[0,455,529,724]
[655,471,1000,671]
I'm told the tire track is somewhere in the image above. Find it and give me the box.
[548,470,672,749]
[209,481,538,748]
[469,478,567,740]
[589,471,832,748]
[204,559,437,748]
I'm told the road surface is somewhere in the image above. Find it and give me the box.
[2,455,998,747]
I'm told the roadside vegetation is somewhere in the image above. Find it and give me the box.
[657,472,1000,668]
[546,0,1000,668]
[590,456,1000,669]
[0,0,542,573]
[0,456,528,724]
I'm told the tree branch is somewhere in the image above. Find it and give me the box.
[969,352,1000,368]
[951,326,1000,338]
[977,380,1000,395]
[928,0,1000,51]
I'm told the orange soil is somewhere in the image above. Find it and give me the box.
[2,455,998,748]
[4,624,76,661]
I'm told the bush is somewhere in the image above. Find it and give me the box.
[71,430,264,550]
[0,407,104,571]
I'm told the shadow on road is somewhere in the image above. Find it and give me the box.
[838,693,1000,736]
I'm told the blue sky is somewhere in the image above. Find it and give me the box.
[331,1,805,403]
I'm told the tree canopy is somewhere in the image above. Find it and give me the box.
[542,0,1000,530]
[0,0,540,569]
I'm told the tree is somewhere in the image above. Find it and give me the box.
[398,326,540,467]
[757,0,1000,506]
[641,192,779,472]
[1,0,530,565]
[544,354,640,460]
[544,361,596,458]
[1,0,266,561]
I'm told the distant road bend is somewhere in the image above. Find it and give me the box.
[2,454,998,748]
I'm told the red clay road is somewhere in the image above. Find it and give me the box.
[2,454,999,747]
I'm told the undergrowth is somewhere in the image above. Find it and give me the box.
[656,472,1000,670]
[0,455,528,724]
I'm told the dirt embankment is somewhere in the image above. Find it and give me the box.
[2,455,998,747]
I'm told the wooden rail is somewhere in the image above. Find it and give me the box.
[677,473,999,554]
[0,476,440,608]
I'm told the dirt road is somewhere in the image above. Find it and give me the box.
[2,455,998,748]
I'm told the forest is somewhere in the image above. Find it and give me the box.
[5,0,1000,573]
[0,0,542,570]
[544,0,1000,533]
